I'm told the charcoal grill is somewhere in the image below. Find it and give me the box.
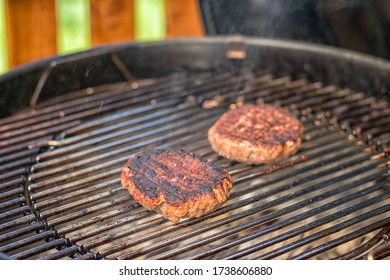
[0,37,389,260]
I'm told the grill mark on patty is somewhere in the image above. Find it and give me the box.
[208,104,304,164]
[213,105,302,147]
[126,148,228,205]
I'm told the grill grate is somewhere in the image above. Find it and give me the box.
[0,71,389,260]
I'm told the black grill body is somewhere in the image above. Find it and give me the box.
[0,38,389,260]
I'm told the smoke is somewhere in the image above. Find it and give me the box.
[206,0,336,45]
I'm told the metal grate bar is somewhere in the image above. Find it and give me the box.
[30,170,119,201]
[360,113,390,131]
[36,134,211,219]
[68,210,162,245]
[50,132,382,260]
[56,74,274,144]
[333,225,390,259]
[130,161,387,260]
[0,206,31,221]
[0,136,51,158]
[229,144,368,194]
[57,203,146,238]
[60,100,181,142]
[0,230,56,254]
[190,190,387,259]
[0,214,36,232]
[0,121,81,150]
[39,121,338,248]
[0,168,28,182]
[38,131,213,221]
[49,195,132,230]
[33,73,210,110]
[0,178,24,192]
[368,124,390,138]
[106,153,385,259]
[11,238,67,260]
[0,72,235,158]
[29,117,219,192]
[289,211,390,260]
[0,223,43,244]
[0,158,34,172]
[28,112,339,195]
[74,252,96,260]
[223,182,389,259]
[366,234,390,260]
[0,196,26,211]
[32,104,212,169]
[46,137,210,232]
[0,148,39,166]
[38,245,80,260]
[37,188,124,219]
[0,187,23,201]
[0,72,228,127]
[0,99,178,141]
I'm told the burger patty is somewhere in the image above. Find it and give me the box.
[121,148,233,223]
[208,104,304,164]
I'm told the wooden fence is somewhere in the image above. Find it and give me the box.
[4,0,203,68]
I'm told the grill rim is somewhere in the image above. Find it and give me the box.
[1,36,390,118]
[1,37,390,260]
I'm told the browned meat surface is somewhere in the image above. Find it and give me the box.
[121,148,233,222]
[208,104,304,164]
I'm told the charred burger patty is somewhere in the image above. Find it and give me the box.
[121,148,233,222]
[208,104,304,164]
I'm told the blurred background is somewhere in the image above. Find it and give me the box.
[0,0,203,74]
[1,0,390,75]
